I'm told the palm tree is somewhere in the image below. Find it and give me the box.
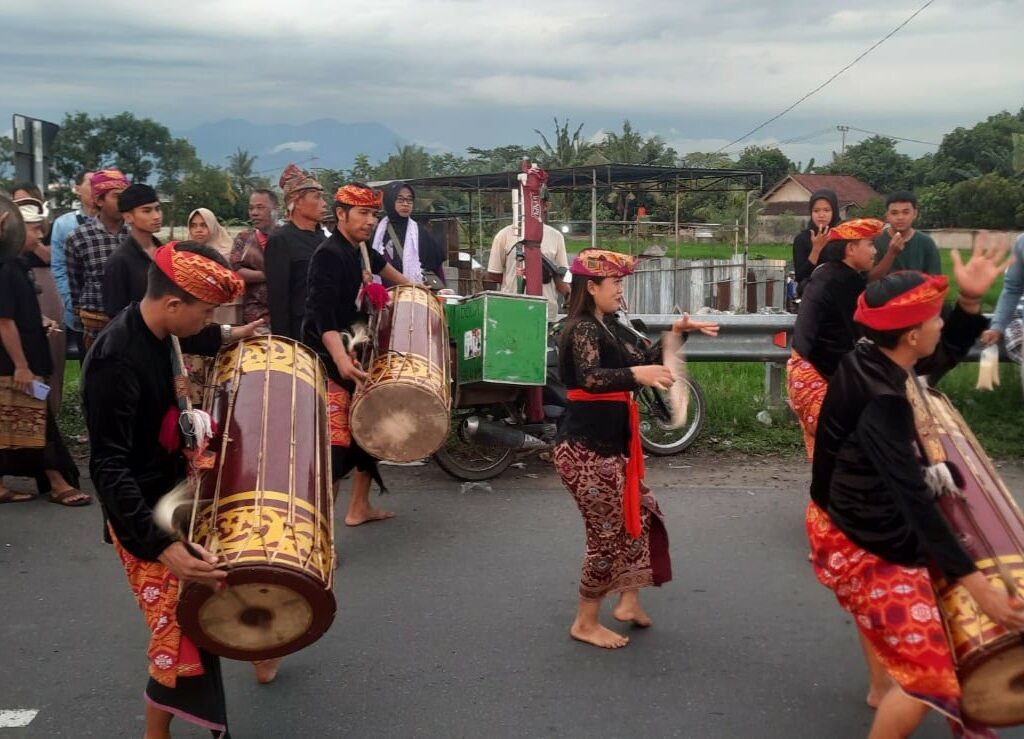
[534,118,593,168]
[226,148,260,196]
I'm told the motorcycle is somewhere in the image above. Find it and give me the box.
[433,310,706,482]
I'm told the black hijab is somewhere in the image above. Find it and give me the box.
[382,182,416,244]
[376,181,446,281]
[806,188,841,230]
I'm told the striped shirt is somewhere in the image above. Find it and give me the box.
[66,216,129,332]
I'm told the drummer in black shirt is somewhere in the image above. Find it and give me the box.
[303,182,410,526]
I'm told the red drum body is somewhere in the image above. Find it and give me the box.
[911,383,1024,726]
[177,336,335,661]
[350,284,451,462]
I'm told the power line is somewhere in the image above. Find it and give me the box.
[844,125,940,147]
[715,0,936,153]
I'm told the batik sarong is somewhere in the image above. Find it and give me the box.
[110,529,228,737]
[805,502,995,738]
[786,351,828,459]
[554,440,671,599]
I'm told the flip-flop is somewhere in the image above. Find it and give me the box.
[48,488,92,507]
[0,487,36,504]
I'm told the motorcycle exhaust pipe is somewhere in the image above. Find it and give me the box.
[461,417,549,451]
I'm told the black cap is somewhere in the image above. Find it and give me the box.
[118,184,159,213]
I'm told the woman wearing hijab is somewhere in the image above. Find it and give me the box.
[370,182,446,287]
[188,208,242,323]
[791,189,841,296]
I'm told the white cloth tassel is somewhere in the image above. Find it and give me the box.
[923,462,960,499]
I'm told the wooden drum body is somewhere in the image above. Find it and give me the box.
[351,284,451,462]
[912,385,1024,726]
[177,336,335,661]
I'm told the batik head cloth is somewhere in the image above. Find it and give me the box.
[278,164,322,202]
[334,184,383,209]
[154,242,244,305]
[854,272,948,330]
[569,248,636,277]
[89,169,130,196]
[827,218,885,242]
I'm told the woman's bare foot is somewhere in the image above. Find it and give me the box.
[570,622,629,649]
[613,590,653,627]
[344,508,395,527]
[253,658,281,684]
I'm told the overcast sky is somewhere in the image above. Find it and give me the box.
[2,0,1021,166]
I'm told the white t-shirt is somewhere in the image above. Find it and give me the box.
[486,224,568,320]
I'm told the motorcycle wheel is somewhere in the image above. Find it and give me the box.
[637,377,706,456]
[433,408,516,481]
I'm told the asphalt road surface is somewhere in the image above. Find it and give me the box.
[3,455,1024,738]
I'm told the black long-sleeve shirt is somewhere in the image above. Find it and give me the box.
[791,261,866,379]
[102,234,158,318]
[811,305,989,580]
[302,231,386,388]
[265,222,323,340]
[82,303,222,560]
[556,314,664,457]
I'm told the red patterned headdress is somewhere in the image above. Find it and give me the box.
[854,272,948,330]
[569,249,636,278]
[154,242,244,305]
[89,169,130,196]
[279,163,322,202]
[827,218,885,242]
[334,184,383,209]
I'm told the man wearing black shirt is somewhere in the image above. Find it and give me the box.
[303,183,409,525]
[103,184,162,317]
[807,239,1024,737]
[266,164,325,339]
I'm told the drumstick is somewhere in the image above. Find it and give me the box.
[662,330,689,429]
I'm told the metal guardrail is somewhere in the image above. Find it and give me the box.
[632,313,1008,363]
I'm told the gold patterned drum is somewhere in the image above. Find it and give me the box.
[177,335,336,661]
[350,284,451,462]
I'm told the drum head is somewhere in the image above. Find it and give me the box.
[961,641,1024,726]
[177,565,336,661]
[351,385,449,463]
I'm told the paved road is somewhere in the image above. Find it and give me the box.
[3,456,1024,738]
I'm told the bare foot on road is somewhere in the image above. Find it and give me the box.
[253,658,281,684]
[612,603,653,628]
[570,622,629,649]
[344,509,395,527]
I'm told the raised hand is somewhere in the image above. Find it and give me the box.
[672,313,720,337]
[952,231,1013,299]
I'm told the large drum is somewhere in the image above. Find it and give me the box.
[350,284,451,462]
[909,380,1024,726]
[177,335,336,661]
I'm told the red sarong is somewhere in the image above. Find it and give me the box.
[786,351,827,459]
[109,529,204,688]
[805,502,994,737]
[566,388,643,539]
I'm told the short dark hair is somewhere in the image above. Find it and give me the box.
[76,171,92,186]
[886,191,917,209]
[252,188,279,207]
[145,241,230,302]
[13,182,43,201]
[857,271,927,347]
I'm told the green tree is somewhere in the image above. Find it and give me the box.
[534,118,593,168]
[171,165,237,230]
[374,144,432,180]
[593,121,678,223]
[678,151,734,169]
[465,144,543,173]
[348,154,374,182]
[822,135,912,194]
[928,109,1024,184]
[226,148,260,196]
[156,138,201,228]
[914,183,954,228]
[0,135,13,190]
[946,174,1024,229]
[734,145,793,190]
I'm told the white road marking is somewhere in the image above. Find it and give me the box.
[0,710,39,727]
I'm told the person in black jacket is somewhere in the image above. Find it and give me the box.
[792,188,841,295]
[103,184,162,318]
[806,236,1022,737]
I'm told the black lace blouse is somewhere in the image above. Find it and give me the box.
[556,314,662,456]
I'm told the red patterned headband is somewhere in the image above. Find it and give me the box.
[569,249,636,277]
[154,243,244,305]
[827,218,885,242]
[854,272,948,330]
[334,184,383,209]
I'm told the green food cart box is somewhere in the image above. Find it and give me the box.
[445,291,548,386]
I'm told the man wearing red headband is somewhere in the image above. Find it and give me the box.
[303,183,410,525]
[806,236,1022,736]
[82,242,262,738]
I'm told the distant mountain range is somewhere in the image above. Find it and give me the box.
[177,118,405,176]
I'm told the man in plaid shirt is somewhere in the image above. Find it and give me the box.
[66,169,130,346]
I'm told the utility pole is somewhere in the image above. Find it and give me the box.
[837,125,850,155]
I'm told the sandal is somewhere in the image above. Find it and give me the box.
[0,486,36,504]
[48,488,92,507]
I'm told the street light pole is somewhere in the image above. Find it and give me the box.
[744,189,759,254]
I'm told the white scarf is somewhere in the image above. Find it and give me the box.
[371,216,423,284]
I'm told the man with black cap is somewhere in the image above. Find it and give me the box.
[104,184,163,318]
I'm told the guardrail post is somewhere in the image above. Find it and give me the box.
[764,362,785,409]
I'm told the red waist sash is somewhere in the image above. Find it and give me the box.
[566,389,643,539]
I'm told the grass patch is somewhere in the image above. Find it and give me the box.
[58,361,86,445]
